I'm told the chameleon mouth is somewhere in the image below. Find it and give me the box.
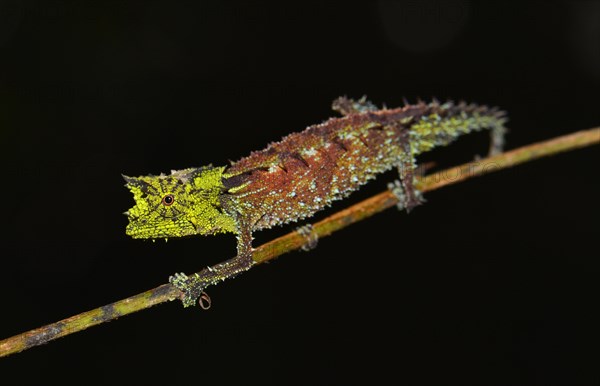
[125,220,197,239]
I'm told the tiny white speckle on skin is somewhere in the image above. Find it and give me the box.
[340,132,353,140]
[303,147,318,157]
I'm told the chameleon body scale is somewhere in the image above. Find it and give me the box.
[124,97,507,306]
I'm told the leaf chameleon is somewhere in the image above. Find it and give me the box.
[124,97,507,306]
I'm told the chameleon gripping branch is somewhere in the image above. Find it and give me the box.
[0,127,598,358]
[124,97,509,305]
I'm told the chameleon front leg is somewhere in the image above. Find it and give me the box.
[170,216,256,307]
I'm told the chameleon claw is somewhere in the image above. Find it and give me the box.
[296,224,318,251]
[387,180,424,212]
[169,272,189,288]
[169,272,205,307]
[388,180,407,211]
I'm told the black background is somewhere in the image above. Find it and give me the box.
[1,1,599,385]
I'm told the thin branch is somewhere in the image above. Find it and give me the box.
[1,127,598,358]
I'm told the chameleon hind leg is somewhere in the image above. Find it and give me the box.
[486,105,509,156]
[170,216,256,307]
[388,164,425,212]
[489,123,507,156]
[388,129,424,212]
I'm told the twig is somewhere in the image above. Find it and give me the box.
[1,127,598,358]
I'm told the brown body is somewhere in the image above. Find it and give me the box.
[220,101,496,231]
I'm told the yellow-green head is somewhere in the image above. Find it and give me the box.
[123,166,237,240]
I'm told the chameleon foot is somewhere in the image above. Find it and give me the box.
[387,180,425,212]
[169,272,190,289]
[296,224,318,251]
[169,272,207,308]
[169,255,255,307]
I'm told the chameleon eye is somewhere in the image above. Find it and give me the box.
[162,194,175,206]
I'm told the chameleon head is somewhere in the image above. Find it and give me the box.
[123,166,236,240]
